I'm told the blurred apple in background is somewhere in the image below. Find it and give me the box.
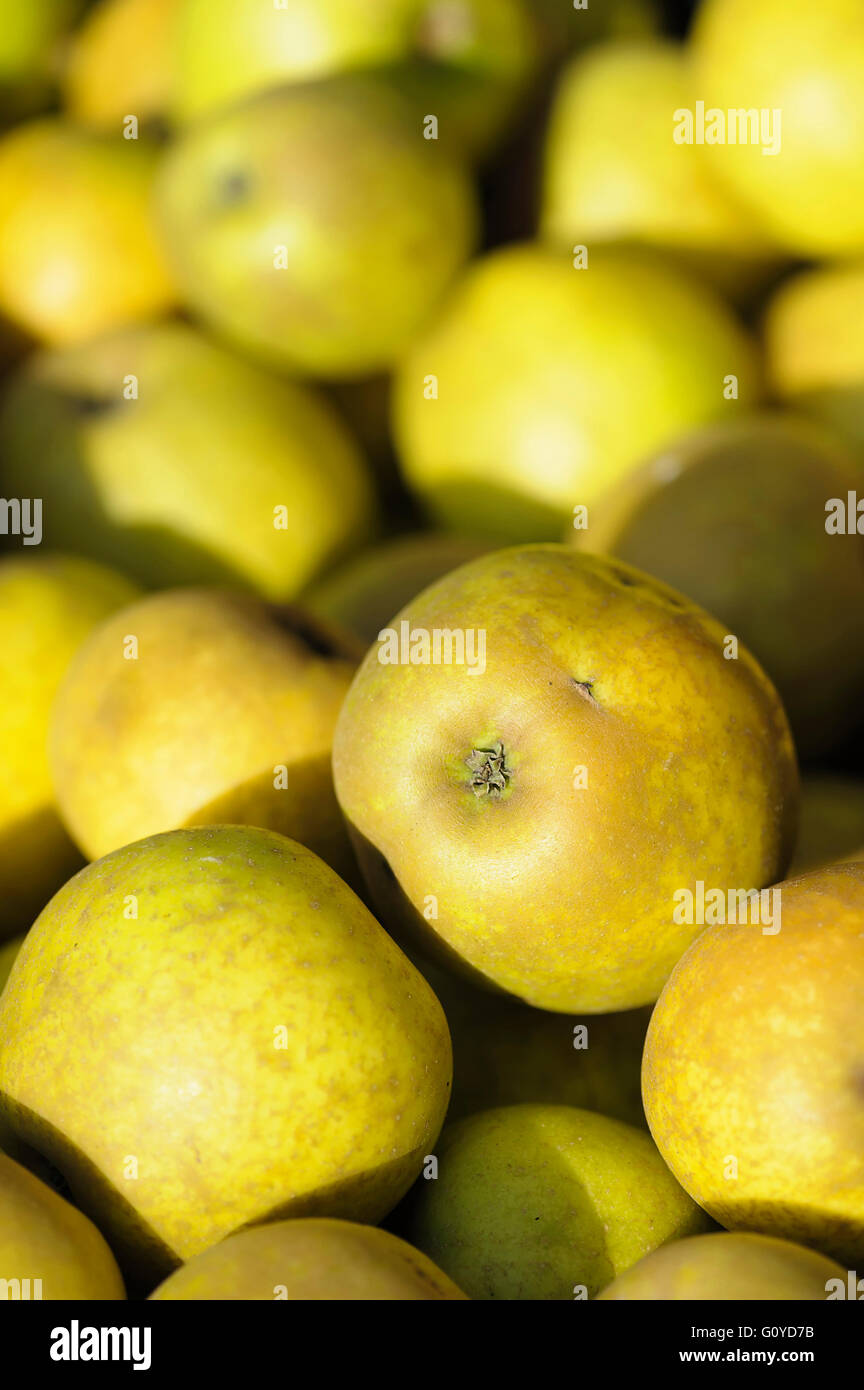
[0,554,139,940]
[0,119,175,344]
[0,321,376,597]
[62,0,178,129]
[173,0,540,161]
[157,75,479,379]
[394,245,759,541]
[577,414,864,758]
[541,40,784,302]
[692,0,864,257]
[765,261,864,458]
[790,775,864,875]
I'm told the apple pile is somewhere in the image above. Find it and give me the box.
[0,0,862,1304]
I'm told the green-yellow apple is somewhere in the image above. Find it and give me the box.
[50,588,363,883]
[62,0,178,129]
[172,0,540,159]
[0,119,175,343]
[0,825,452,1280]
[0,933,24,1154]
[333,545,797,1013]
[0,554,139,940]
[643,862,864,1265]
[575,413,864,758]
[791,775,864,875]
[0,1150,125,1299]
[404,1104,709,1299]
[597,1232,847,1301]
[0,322,375,597]
[157,76,479,379]
[304,533,490,647]
[149,1218,467,1300]
[393,245,759,541]
[415,955,651,1126]
[691,0,864,256]
[765,262,864,456]
[541,40,783,301]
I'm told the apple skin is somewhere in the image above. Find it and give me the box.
[333,544,797,1014]
[0,322,376,599]
[0,1150,125,1299]
[692,0,864,257]
[0,119,175,343]
[157,75,479,379]
[0,554,140,941]
[49,588,364,884]
[643,862,864,1266]
[393,245,760,541]
[0,825,452,1283]
[149,1218,467,1300]
[597,1232,847,1301]
[403,1104,710,1299]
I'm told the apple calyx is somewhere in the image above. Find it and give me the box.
[466,740,510,797]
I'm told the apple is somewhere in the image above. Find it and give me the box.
[597,1232,847,1301]
[393,245,759,541]
[0,118,175,343]
[0,554,139,940]
[0,321,376,598]
[0,825,452,1281]
[643,861,864,1265]
[50,587,364,883]
[62,0,178,129]
[333,544,796,1013]
[156,75,479,379]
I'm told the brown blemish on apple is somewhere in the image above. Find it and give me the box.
[571,678,600,707]
[466,741,510,798]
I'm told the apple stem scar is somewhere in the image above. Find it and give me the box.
[466,741,510,797]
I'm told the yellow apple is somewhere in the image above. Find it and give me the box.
[597,1232,847,1301]
[0,321,376,597]
[393,245,759,541]
[333,545,796,1013]
[62,0,178,129]
[0,825,452,1280]
[0,118,175,343]
[0,554,139,940]
[643,862,864,1265]
[50,587,363,882]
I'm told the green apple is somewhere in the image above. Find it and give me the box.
[765,261,864,456]
[333,545,796,1013]
[0,555,139,941]
[0,1150,125,1299]
[49,587,362,883]
[541,40,783,301]
[172,0,540,159]
[0,118,175,343]
[404,1104,709,1299]
[692,0,864,256]
[304,533,490,647]
[150,1218,467,1300]
[597,1232,847,1301]
[156,75,479,379]
[576,412,864,758]
[393,245,759,541]
[0,322,375,598]
[644,862,864,1265]
[0,825,452,1281]
[791,775,864,875]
